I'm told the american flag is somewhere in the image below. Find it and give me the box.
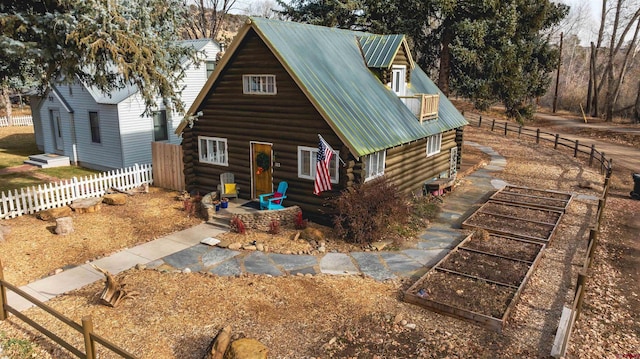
[314,136,334,195]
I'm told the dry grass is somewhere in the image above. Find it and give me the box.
[0,126,635,358]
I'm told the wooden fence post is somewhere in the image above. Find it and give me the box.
[491,119,495,131]
[518,126,522,137]
[597,198,606,227]
[589,144,595,166]
[554,134,559,149]
[536,129,540,144]
[478,115,482,127]
[0,259,7,320]
[504,122,508,136]
[574,273,588,321]
[82,316,96,359]
[574,140,579,157]
[587,229,598,268]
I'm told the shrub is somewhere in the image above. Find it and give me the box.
[294,211,308,230]
[330,176,410,245]
[268,219,281,235]
[230,217,246,234]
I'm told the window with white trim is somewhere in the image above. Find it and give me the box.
[243,75,276,95]
[426,133,442,157]
[198,136,228,166]
[364,150,386,182]
[297,146,339,183]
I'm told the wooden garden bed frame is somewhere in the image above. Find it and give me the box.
[461,187,572,244]
[404,234,546,332]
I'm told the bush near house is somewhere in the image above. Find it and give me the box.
[330,177,409,245]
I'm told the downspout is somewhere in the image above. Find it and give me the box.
[69,112,78,165]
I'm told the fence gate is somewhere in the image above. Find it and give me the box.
[151,142,185,191]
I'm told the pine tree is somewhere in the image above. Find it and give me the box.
[0,0,198,115]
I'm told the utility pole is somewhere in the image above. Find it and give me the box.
[553,32,563,113]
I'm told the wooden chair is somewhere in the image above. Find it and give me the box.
[217,172,239,199]
[259,181,288,210]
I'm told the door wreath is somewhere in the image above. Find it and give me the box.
[256,151,270,174]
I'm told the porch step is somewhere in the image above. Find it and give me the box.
[24,154,70,169]
[207,216,230,230]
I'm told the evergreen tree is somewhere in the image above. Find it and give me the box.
[0,0,198,115]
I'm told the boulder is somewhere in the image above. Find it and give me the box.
[37,206,72,221]
[224,338,268,359]
[103,193,127,205]
[202,326,232,359]
[55,217,74,235]
[70,197,103,214]
[300,227,324,242]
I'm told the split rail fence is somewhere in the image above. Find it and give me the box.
[0,163,153,219]
[0,260,137,358]
[0,115,33,127]
[463,112,613,358]
[464,113,613,175]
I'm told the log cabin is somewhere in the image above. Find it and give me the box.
[175,18,468,220]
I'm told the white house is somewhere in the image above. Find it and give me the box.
[29,39,220,171]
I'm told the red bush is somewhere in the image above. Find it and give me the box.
[268,219,281,235]
[230,217,246,234]
[294,211,308,230]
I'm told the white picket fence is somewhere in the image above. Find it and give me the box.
[0,163,153,219]
[0,115,33,127]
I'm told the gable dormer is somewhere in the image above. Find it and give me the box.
[359,34,438,123]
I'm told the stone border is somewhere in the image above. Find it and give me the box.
[230,206,301,232]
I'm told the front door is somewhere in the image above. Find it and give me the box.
[251,142,273,198]
[50,109,64,152]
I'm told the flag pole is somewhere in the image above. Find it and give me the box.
[318,134,346,167]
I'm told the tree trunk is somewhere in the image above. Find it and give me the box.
[604,0,623,122]
[586,42,594,113]
[437,25,453,97]
[0,85,11,125]
[635,80,640,124]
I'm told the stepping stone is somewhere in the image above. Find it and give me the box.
[403,249,449,267]
[268,253,317,271]
[379,252,423,274]
[209,258,242,276]
[351,252,396,281]
[202,247,240,267]
[242,251,283,276]
[162,244,210,269]
[319,253,359,275]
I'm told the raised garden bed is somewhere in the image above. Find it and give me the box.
[489,185,572,212]
[462,188,569,244]
[405,234,545,332]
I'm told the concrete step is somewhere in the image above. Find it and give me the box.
[207,217,230,230]
[25,154,70,168]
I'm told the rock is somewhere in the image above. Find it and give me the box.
[217,240,230,248]
[228,242,242,250]
[300,227,324,242]
[203,325,232,359]
[54,268,63,274]
[256,243,264,251]
[55,217,74,235]
[400,319,408,326]
[70,197,103,214]
[243,245,257,251]
[318,246,326,253]
[371,240,392,251]
[0,222,9,242]
[37,206,72,221]
[393,313,404,325]
[224,338,268,359]
[183,268,192,273]
[135,264,146,270]
[103,193,128,205]
[405,323,417,330]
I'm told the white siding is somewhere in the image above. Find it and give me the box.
[118,96,155,168]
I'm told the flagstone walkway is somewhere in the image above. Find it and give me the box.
[7,142,507,312]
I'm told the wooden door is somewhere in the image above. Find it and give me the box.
[251,142,273,198]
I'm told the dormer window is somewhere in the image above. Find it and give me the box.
[389,65,406,96]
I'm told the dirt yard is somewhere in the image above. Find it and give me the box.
[0,124,638,358]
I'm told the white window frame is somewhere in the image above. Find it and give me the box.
[297,146,339,184]
[364,150,386,182]
[243,74,277,95]
[389,65,406,96]
[426,133,442,157]
[198,136,228,166]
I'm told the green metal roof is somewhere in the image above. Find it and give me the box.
[210,18,467,157]
[359,34,405,69]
